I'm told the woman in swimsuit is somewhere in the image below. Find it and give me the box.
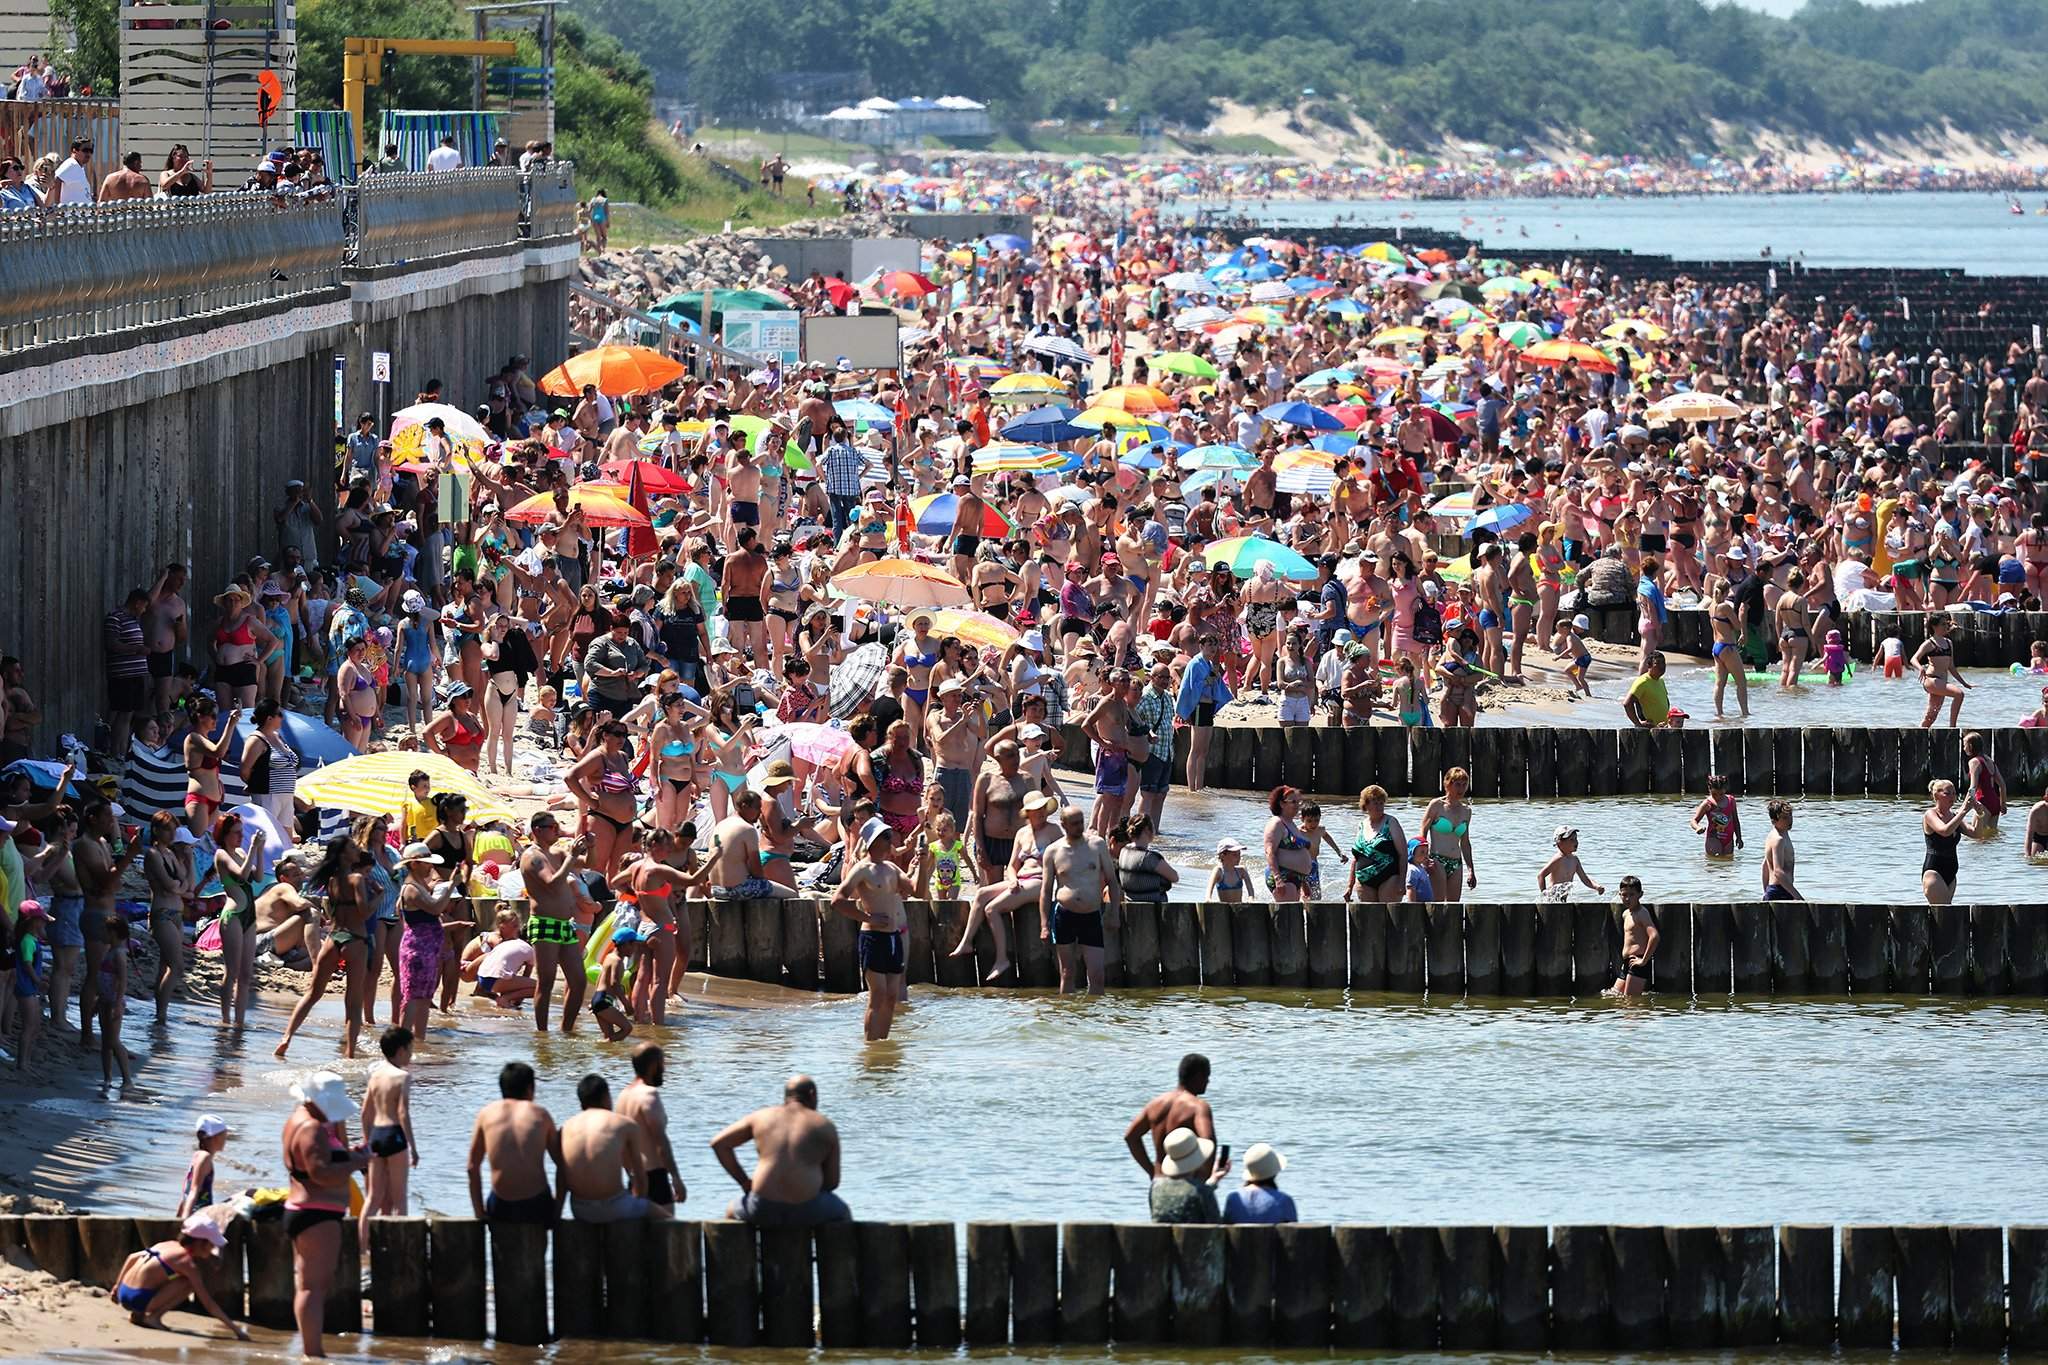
[352,814,401,1026]
[1690,774,1743,857]
[1909,615,1971,728]
[281,1072,369,1360]
[423,793,478,1010]
[1534,521,1567,651]
[395,837,461,1039]
[421,680,486,772]
[181,696,239,833]
[1346,784,1407,904]
[1921,778,1976,905]
[1261,785,1315,902]
[1963,731,2007,835]
[209,810,265,1028]
[275,835,372,1060]
[336,636,381,751]
[211,585,275,710]
[568,584,607,672]
[698,689,759,825]
[143,810,195,1028]
[566,721,641,876]
[1241,560,1289,695]
[766,543,803,670]
[1418,767,1478,902]
[897,612,943,729]
[480,614,536,777]
[649,692,703,831]
[621,828,693,1025]
[872,719,927,863]
[110,1223,246,1339]
[1774,568,1812,689]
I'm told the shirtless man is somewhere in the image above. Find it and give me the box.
[1503,533,1539,682]
[710,790,799,900]
[1,656,39,763]
[617,1043,686,1211]
[467,1061,562,1225]
[967,741,1031,882]
[1760,798,1801,901]
[1608,875,1659,996]
[721,526,771,662]
[98,150,153,202]
[1040,805,1121,996]
[830,820,911,1040]
[1080,670,1137,834]
[146,563,190,714]
[925,678,984,830]
[560,1073,672,1222]
[73,800,123,1050]
[798,383,835,460]
[709,1074,851,1227]
[946,475,991,583]
[517,813,588,1034]
[1123,1053,1222,1179]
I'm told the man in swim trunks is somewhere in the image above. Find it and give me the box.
[711,789,800,900]
[1041,806,1121,996]
[1608,876,1658,997]
[617,1042,686,1211]
[831,819,911,1040]
[926,677,985,829]
[710,1074,851,1227]
[561,1072,673,1223]
[1761,799,1801,901]
[1080,668,1137,835]
[469,1061,562,1225]
[519,812,589,1034]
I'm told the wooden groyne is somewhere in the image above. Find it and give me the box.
[12,1214,2048,1351]
[1056,720,2048,800]
[655,898,2046,999]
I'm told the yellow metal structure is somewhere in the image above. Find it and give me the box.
[341,36,519,164]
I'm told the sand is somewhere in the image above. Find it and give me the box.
[0,1254,288,1359]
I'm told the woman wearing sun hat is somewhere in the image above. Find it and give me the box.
[1223,1143,1297,1225]
[1148,1125,1229,1224]
[281,1071,369,1358]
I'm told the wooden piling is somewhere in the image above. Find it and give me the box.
[1838,1224,1893,1348]
[1329,1225,1390,1347]
[929,905,977,987]
[1224,725,1257,789]
[1832,727,1866,795]
[1729,901,1772,993]
[1573,902,1613,996]
[1274,1223,1332,1347]
[244,1219,293,1329]
[1008,1222,1057,1345]
[1225,1223,1277,1345]
[1776,1225,1833,1347]
[1679,727,1710,793]
[1711,729,1743,794]
[819,908,859,992]
[758,1226,812,1347]
[1113,1223,1172,1342]
[1651,904,1690,995]
[1122,900,1163,988]
[22,1216,79,1285]
[321,1223,361,1334]
[1743,726,1775,795]
[2008,1226,2048,1352]
[1384,1224,1440,1347]
[1172,725,1192,785]
[1664,1226,1723,1348]
[1586,728,1621,797]
[1931,728,1962,789]
[1344,725,1376,791]
[1463,904,1502,995]
[854,1221,912,1347]
[1648,728,1683,794]
[1231,903,1273,985]
[493,1221,549,1345]
[1802,728,1833,796]
[1437,1225,1495,1348]
[1690,903,1731,994]
[1551,1225,1614,1348]
[1409,727,1443,799]
[1376,726,1409,795]
[1846,904,1889,993]
[1387,903,1427,991]
[1867,725,1900,794]
[1497,1226,1548,1349]
[743,899,785,983]
[427,1217,486,1341]
[1426,903,1465,996]
[1270,903,1308,987]
[904,901,935,985]
[1894,1224,1952,1348]
[1609,1225,1668,1348]
[1526,727,1558,797]
[369,1218,430,1338]
[1617,726,1650,793]
[1556,726,1589,796]
[1283,724,1317,792]
[1969,905,2010,994]
[707,899,747,977]
[1498,903,1535,996]
[1718,1226,1775,1347]
[704,1221,760,1346]
[1060,1223,1113,1344]
[1771,899,1809,993]
[72,1216,133,1287]
[551,1222,603,1339]
[1951,1225,2003,1351]
[1774,727,1804,793]
[1198,903,1234,987]
[684,898,709,970]
[783,900,820,989]
[1254,727,1284,789]
[1499,728,1530,799]
[1891,905,1934,993]
[601,1221,653,1341]
[814,1222,861,1348]
[1305,903,1346,987]
[647,1219,702,1344]
[2013,906,2048,995]
[1015,905,1057,987]
[1807,905,1847,993]
[1899,725,1931,794]
[911,1221,961,1348]
[1159,904,1201,987]
[1348,903,1387,991]
[1469,728,1502,798]
[964,1222,1010,1346]
[1931,905,1969,993]
[1171,1223,1227,1346]
[1534,900,1573,994]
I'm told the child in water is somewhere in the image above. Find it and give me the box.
[1881,635,1906,679]
[1297,802,1345,901]
[1607,875,1658,997]
[1821,629,1849,685]
[588,929,638,1042]
[1559,613,1595,696]
[1536,825,1606,903]
[1690,773,1743,856]
[1205,839,1256,903]
[178,1115,230,1220]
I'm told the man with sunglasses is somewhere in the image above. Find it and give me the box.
[55,135,93,204]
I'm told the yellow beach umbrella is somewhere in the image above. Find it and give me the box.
[925,608,1020,650]
[830,558,972,609]
[1603,319,1670,343]
[294,752,521,825]
[1072,406,1150,429]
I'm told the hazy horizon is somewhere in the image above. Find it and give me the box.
[1726,0,1910,15]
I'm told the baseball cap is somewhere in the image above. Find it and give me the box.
[196,1114,231,1138]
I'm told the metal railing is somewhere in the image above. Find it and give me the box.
[0,163,574,356]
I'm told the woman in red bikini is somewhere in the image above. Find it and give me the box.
[421,681,485,773]
[181,695,239,834]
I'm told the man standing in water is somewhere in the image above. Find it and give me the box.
[617,1043,685,1212]
[1761,798,1802,900]
[561,1073,673,1222]
[830,820,910,1040]
[1041,805,1120,995]
[1608,875,1659,996]
[468,1061,562,1225]
[518,813,588,1034]
[709,1074,850,1227]
[1123,1054,1222,1177]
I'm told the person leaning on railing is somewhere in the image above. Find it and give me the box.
[0,156,42,211]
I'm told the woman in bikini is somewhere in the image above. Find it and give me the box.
[1534,520,1567,652]
[1910,614,1971,728]
[897,612,943,736]
[766,543,803,670]
[280,1073,369,1360]
[566,721,641,876]
[1262,785,1315,903]
[872,720,927,865]
[421,681,486,772]
[274,835,372,1060]
[208,810,265,1029]
[621,827,693,1025]
[1418,766,1478,902]
[649,692,703,832]
[181,696,239,834]
[1241,560,1289,696]
[336,636,381,751]
[423,792,478,1010]
[479,613,537,777]
[696,689,758,825]
[212,585,275,711]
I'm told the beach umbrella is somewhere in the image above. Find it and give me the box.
[1160,271,1215,292]
[621,462,657,557]
[875,270,938,299]
[910,493,1013,537]
[1248,280,1295,302]
[1179,443,1257,472]
[1398,406,1464,442]
[1467,502,1536,536]
[1322,298,1369,318]
[1647,392,1745,423]
[1148,351,1218,379]
[1421,280,1485,303]
[537,345,686,397]
[1602,319,1670,342]
[925,608,1020,650]
[984,232,1029,253]
[998,405,1087,444]
[1367,326,1426,348]
[1201,535,1318,581]
[1495,320,1546,348]
[1173,305,1233,329]
[765,721,860,767]
[389,402,488,448]
[1318,402,1373,429]
[1259,400,1347,431]
[1521,268,1562,286]
[835,398,898,428]
[1231,305,1288,328]
[295,751,520,825]
[1072,406,1150,429]
[1356,242,1407,265]
[1273,448,1337,496]
[990,373,1070,403]
[1296,366,1357,389]
[1020,334,1092,366]
[599,458,689,495]
[505,488,650,529]
[831,559,971,609]
[1479,275,1535,296]
[1521,339,1617,373]
[947,356,1011,381]
[1092,384,1175,415]
[1428,489,1477,518]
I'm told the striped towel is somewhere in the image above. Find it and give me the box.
[121,737,249,821]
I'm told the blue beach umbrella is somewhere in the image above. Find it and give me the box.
[1258,401,1347,431]
[1467,502,1537,536]
[1000,404,1087,444]
[984,233,1029,253]
[1178,443,1257,472]
[834,399,896,428]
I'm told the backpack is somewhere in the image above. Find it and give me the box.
[1412,598,1443,646]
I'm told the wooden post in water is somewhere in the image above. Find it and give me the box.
[1609,1225,1668,1348]
[1969,905,2010,994]
[910,1221,960,1348]
[820,909,859,992]
[369,1218,430,1337]
[2008,1227,2048,1352]
[930,906,979,987]
[1436,1225,1495,1348]
[1617,727,1650,793]
[707,899,747,977]
[1771,900,1809,993]
[1499,728,1530,799]
[904,901,936,985]
[1833,727,1866,795]
[1650,728,1684,793]
[1846,904,1890,993]
[1551,1225,1614,1348]
[245,1219,293,1329]
[1498,903,1535,996]
[1269,902,1308,986]
[1273,1223,1332,1347]
[605,1221,654,1342]
[1718,1226,1775,1347]
[1586,728,1621,797]
[551,1223,602,1339]
[1893,1224,1952,1348]
[1890,905,1933,992]
[1802,728,1833,796]
[684,898,709,970]
[1729,902,1773,993]
[1498,1226,1548,1349]
[1930,728,1962,789]
[964,1222,1010,1346]
[1121,901,1162,988]
[1113,1223,1172,1342]
[1008,1222,1058,1346]
[1743,727,1774,794]
[1556,727,1589,796]
[743,899,784,983]
[428,1217,486,1341]
[1534,900,1572,994]
[704,1222,760,1346]
[1348,904,1387,991]
[1060,1223,1112,1344]
[1016,905,1057,987]
[1691,903,1731,995]
[1950,1225,2003,1351]
[1710,728,1742,793]
[493,1222,549,1345]
[1837,1224,1892,1349]
[1774,727,1804,794]
[1305,903,1346,987]
[1899,725,1932,794]
[1254,727,1284,790]
[783,900,820,989]
[1651,904,1690,996]
[1387,1224,1440,1347]
[1344,726,1375,791]
[1930,905,1969,993]
[1283,724,1317,792]
[1159,904,1201,986]
[1171,1224,1227,1345]
[1198,903,1234,986]
[1387,903,1426,991]
[1409,728,1443,799]
[815,1222,861,1347]
[1469,728,1502,798]
[2012,906,2048,995]
[856,1221,913,1348]
[1464,904,1502,995]
[1425,903,1464,996]
[1231,903,1273,985]
[1776,1225,1833,1347]
[1225,1223,1276,1345]
[1867,726,1900,795]
[1663,1226,1723,1348]
[1224,726,1257,788]
[1807,905,1847,993]
[1572,902,1613,995]
[1679,727,1711,792]
[758,1226,812,1347]
[1376,726,1409,796]
[1526,728,1558,797]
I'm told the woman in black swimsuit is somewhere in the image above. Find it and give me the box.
[274,836,372,1061]
[1921,778,1975,905]
[425,793,477,1008]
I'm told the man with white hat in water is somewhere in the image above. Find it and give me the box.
[830,818,911,1041]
